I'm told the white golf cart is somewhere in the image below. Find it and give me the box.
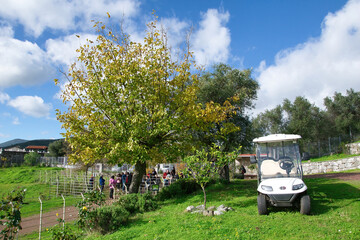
[250,134,311,215]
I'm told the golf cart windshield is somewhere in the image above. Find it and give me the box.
[256,141,302,181]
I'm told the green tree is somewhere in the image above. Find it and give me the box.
[196,63,259,181]
[47,139,69,157]
[56,17,236,193]
[184,146,238,209]
[252,105,286,137]
[282,97,330,141]
[23,152,40,166]
[324,89,360,140]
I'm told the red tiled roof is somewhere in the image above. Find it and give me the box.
[25,146,48,150]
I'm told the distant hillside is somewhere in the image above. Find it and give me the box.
[0,139,28,148]
[0,139,63,149]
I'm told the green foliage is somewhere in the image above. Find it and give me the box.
[117,193,157,214]
[156,178,200,201]
[92,205,130,234]
[0,188,26,240]
[183,145,239,208]
[197,63,259,152]
[47,139,69,157]
[324,88,360,139]
[23,152,40,166]
[75,190,105,229]
[50,218,79,240]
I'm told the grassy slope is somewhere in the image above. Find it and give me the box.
[86,174,360,240]
[304,153,360,162]
[0,167,79,217]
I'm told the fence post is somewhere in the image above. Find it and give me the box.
[318,141,321,157]
[328,137,331,154]
[39,197,42,240]
[61,194,65,229]
[56,175,59,196]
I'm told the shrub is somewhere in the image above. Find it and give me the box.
[23,152,40,166]
[75,190,105,229]
[92,205,130,234]
[117,193,157,214]
[156,178,200,201]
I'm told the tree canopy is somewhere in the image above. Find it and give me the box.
[56,17,237,192]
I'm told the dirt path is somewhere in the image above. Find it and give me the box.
[19,206,78,235]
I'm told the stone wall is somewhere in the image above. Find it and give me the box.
[346,142,360,154]
[302,156,360,175]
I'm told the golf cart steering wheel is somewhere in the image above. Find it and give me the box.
[279,157,294,172]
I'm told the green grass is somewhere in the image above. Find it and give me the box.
[304,153,360,162]
[0,167,80,217]
[82,177,360,240]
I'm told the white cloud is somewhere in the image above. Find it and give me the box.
[7,96,52,118]
[192,9,231,66]
[0,23,14,37]
[12,117,20,125]
[0,92,10,104]
[46,33,98,66]
[0,0,140,37]
[0,37,54,88]
[255,0,360,114]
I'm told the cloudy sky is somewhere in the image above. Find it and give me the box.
[0,0,359,143]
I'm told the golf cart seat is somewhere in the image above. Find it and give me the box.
[260,159,296,178]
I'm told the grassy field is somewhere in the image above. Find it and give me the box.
[304,153,360,162]
[0,167,80,217]
[80,172,360,240]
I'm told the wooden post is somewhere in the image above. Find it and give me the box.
[61,194,65,229]
[38,197,42,240]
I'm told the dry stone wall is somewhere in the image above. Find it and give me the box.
[302,156,360,175]
[346,143,360,154]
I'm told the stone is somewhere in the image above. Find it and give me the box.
[214,210,224,215]
[207,206,216,211]
[185,205,195,212]
[203,210,214,217]
[196,205,205,211]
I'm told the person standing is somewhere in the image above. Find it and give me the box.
[99,175,105,192]
[88,175,94,191]
[109,175,116,199]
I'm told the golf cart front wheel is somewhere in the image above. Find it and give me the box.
[257,194,268,215]
[300,195,311,215]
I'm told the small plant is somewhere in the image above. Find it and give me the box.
[50,216,79,240]
[183,145,239,209]
[0,188,26,240]
[156,178,199,201]
[92,205,130,234]
[75,190,105,229]
[117,193,157,214]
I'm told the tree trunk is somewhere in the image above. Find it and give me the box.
[219,164,230,183]
[129,161,146,193]
[201,184,206,209]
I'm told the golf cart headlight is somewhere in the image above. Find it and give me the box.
[261,185,273,191]
[292,183,304,190]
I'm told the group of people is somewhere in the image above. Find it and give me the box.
[145,167,182,187]
[89,172,133,199]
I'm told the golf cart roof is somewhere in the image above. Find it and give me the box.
[253,134,302,143]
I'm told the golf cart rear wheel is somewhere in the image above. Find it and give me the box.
[257,194,268,215]
[300,195,311,215]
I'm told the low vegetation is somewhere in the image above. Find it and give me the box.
[305,153,360,162]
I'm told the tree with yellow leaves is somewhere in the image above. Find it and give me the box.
[56,16,238,193]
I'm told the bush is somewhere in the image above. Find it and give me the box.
[117,193,157,214]
[156,178,200,201]
[93,205,130,234]
[23,152,40,166]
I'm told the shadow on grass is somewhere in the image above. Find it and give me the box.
[306,179,360,215]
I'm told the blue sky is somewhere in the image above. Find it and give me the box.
[0,0,359,143]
